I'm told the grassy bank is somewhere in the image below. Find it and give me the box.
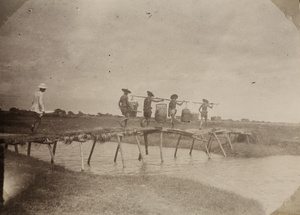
[1,150,265,215]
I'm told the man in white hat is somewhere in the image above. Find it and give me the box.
[30,83,47,133]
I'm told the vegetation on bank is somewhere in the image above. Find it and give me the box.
[1,151,265,215]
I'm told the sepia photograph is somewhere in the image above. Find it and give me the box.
[0,0,299,214]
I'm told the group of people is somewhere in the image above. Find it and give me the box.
[29,84,213,133]
[118,88,213,129]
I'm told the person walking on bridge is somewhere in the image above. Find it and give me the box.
[199,99,213,129]
[168,94,184,128]
[141,91,164,127]
[118,88,131,127]
[30,83,47,133]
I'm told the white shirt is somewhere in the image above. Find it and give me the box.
[31,91,45,114]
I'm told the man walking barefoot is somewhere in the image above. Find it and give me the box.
[141,91,163,127]
[118,88,131,127]
[168,94,184,128]
[30,83,47,133]
[199,99,213,129]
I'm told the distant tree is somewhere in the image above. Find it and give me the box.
[54,108,67,117]
[54,109,62,114]
[68,111,75,116]
[59,110,67,117]
[9,107,19,113]
[97,112,103,117]
[78,111,84,116]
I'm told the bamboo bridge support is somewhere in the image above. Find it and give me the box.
[87,138,97,165]
[206,130,245,157]
[144,133,149,155]
[174,134,182,158]
[225,133,233,149]
[213,132,227,157]
[189,131,208,157]
[116,135,125,168]
[78,142,84,171]
[170,129,209,159]
[189,138,195,155]
[135,134,144,163]
[27,141,32,157]
[159,132,164,163]
[47,143,55,163]
[14,144,18,153]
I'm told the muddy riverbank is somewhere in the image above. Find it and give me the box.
[1,150,265,215]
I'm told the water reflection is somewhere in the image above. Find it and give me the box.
[10,141,300,214]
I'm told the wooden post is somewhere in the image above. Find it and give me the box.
[135,135,144,163]
[225,133,233,149]
[116,135,125,168]
[144,132,149,155]
[159,132,164,163]
[53,141,57,155]
[47,144,55,163]
[200,132,206,145]
[174,135,182,157]
[246,135,250,144]
[255,134,261,144]
[203,139,210,159]
[78,142,84,171]
[4,144,8,149]
[114,144,119,162]
[87,138,97,165]
[189,138,195,155]
[206,136,212,153]
[213,133,227,157]
[27,142,32,157]
[194,137,210,158]
[14,144,18,153]
[232,134,237,143]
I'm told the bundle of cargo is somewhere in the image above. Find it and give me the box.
[191,113,199,121]
[211,116,222,121]
[181,108,192,122]
[155,103,167,123]
[128,101,139,117]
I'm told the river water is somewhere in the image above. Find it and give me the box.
[8,140,300,215]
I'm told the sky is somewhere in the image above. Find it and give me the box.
[0,0,299,123]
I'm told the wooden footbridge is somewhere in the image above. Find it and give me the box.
[0,127,253,170]
[0,126,253,205]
